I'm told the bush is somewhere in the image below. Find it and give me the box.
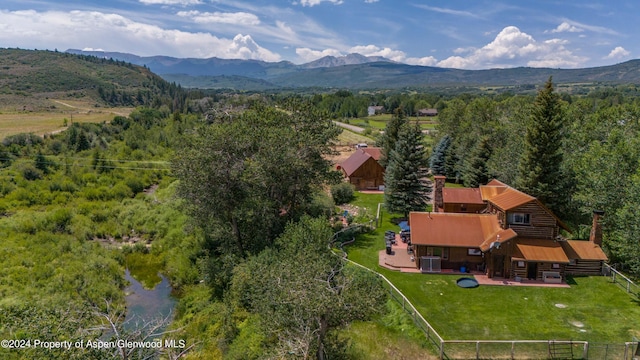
[331,182,355,205]
[21,165,42,181]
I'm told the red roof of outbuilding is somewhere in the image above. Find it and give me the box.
[362,147,382,161]
[340,148,381,176]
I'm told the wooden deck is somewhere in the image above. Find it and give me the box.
[473,274,570,288]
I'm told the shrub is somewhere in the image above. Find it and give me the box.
[331,182,355,205]
[21,165,42,181]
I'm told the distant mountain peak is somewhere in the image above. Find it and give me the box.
[300,53,394,69]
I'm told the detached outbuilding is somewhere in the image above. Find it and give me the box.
[338,147,384,190]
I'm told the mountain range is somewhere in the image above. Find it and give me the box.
[66,49,640,91]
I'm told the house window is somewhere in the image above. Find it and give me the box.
[510,213,531,225]
[517,261,526,268]
[552,263,561,269]
[468,248,482,256]
[443,248,449,260]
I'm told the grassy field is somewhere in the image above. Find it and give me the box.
[337,128,375,145]
[345,193,640,345]
[0,99,133,139]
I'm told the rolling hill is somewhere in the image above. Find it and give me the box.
[0,48,183,110]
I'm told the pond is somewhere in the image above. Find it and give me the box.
[123,254,177,331]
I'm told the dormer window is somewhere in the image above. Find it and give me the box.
[510,213,530,225]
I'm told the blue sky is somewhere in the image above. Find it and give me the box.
[0,0,636,69]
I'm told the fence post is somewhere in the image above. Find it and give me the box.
[627,280,631,293]
[476,341,480,359]
[583,342,588,359]
[439,341,444,360]
[511,341,515,360]
[624,342,629,360]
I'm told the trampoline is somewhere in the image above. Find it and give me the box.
[456,277,479,288]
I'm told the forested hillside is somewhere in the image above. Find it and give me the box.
[0,48,188,111]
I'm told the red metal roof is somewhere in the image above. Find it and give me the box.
[515,239,570,263]
[362,147,382,161]
[488,188,535,210]
[479,228,518,252]
[562,240,608,261]
[479,185,508,201]
[339,149,372,176]
[486,179,507,187]
[409,212,503,248]
[442,187,484,204]
[339,147,383,176]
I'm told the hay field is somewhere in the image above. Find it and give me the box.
[0,99,133,139]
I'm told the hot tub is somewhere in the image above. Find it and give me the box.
[456,277,479,288]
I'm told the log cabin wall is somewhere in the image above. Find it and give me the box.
[506,201,558,239]
[565,260,604,275]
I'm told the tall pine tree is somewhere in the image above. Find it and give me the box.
[516,77,566,213]
[377,108,408,168]
[384,122,432,218]
[429,134,451,176]
[462,136,492,188]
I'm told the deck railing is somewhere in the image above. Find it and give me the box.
[604,263,639,295]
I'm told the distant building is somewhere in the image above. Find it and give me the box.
[418,108,438,117]
[367,106,384,116]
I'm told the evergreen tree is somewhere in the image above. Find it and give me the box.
[462,136,492,187]
[34,151,49,175]
[516,77,566,213]
[75,130,90,152]
[429,135,451,175]
[384,122,432,218]
[377,108,408,168]
[444,140,461,183]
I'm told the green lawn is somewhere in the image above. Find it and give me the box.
[345,193,640,344]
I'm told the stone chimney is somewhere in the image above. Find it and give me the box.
[589,210,605,246]
[433,175,446,212]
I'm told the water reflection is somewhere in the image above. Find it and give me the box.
[124,269,176,331]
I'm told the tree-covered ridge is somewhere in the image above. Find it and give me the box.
[0,48,188,110]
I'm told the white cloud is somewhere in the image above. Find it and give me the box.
[437,26,587,69]
[139,0,202,5]
[364,0,379,3]
[549,22,583,33]
[605,46,630,60]
[177,10,260,25]
[0,9,281,61]
[413,5,480,19]
[348,45,406,62]
[296,47,343,62]
[405,56,438,66]
[296,0,343,7]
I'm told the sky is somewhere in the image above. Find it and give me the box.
[0,0,637,69]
